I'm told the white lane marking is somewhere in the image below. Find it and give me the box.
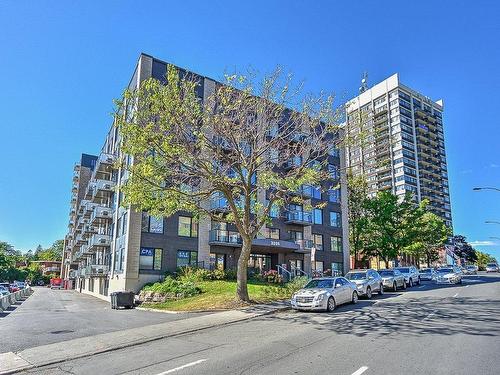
[156,359,208,375]
[351,366,369,375]
[453,293,459,298]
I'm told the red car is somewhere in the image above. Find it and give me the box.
[9,284,20,293]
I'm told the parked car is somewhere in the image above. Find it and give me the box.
[291,277,358,312]
[434,267,462,284]
[14,281,26,289]
[0,282,10,291]
[9,284,20,293]
[50,278,63,290]
[344,269,384,299]
[485,263,500,273]
[394,266,420,287]
[419,268,436,281]
[378,269,406,291]
[464,265,478,275]
[0,286,9,296]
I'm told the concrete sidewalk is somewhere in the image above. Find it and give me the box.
[0,302,289,374]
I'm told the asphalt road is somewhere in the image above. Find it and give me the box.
[15,273,500,375]
[0,287,208,353]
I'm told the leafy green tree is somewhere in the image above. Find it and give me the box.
[475,250,495,270]
[406,212,450,267]
[363,191,425,266]
[0,241,13,272]
[37,240,63,261]
[452,235,478,263]
[347,173,370,268]
[115,66,342,302]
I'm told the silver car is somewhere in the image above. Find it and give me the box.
[378,269,406,291]
[485,263,499,273]
[291,277,358,312]
[0,286,9,296]
[434,266,462,284]
[345,269,384,299]
[464,265,478,275]
[419,268,436,281]
[394,266,421,287]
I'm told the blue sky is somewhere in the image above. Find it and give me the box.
[0,1,499,260]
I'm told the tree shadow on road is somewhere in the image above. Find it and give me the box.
[268,294,500,339]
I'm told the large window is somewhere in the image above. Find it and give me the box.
[329,212,342,227]
[209,253,226,270]
[332,262,344,276]
[330,236,342,252]
[139,247,162,270]
[266,227,280,240]
[178,216,198,237]
[312,233,323,251]
[176,250,198,267]
[313,208,323,224]
[314,261,324,272]
[141,212,164,234]
[328,189,341,203]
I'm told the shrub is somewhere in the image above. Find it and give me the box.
[142,276,201,298]
[262,269,283,284]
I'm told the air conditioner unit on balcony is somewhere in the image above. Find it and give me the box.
[99,238,106,244]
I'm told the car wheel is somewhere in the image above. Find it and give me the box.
[366,286,372,299]
[327,296,336,312]
[378,284,384,295]
[402,280,407,290]
[352,291,358,304]
[459,278,462,285]
[409,278,413,288]
[393,282,397,292]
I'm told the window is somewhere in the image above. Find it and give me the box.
[331,236,342,252]
[267,228,280,240]
[328,189,341,203]
[312,234,323,251]
[314,261,324,272]
[178,216,198,237]
[141,212,164,234]
[332,262,344,276]
[209,253,225,270]
[313,209,323,224]
[330,212,342,227]
[176,250,198,267]
[139,248,162,270]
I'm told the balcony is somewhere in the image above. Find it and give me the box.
[75,234,86,244]
[209,230,242,246]
[86,264,109,277]
[90,205,113,225]
[96,153,116,172]
[285,210,313,225]
[88,234,111,251]
[91,180,115,201]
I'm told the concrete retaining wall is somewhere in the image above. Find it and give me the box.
[0,287,32,312]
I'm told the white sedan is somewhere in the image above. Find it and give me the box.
[291,277,358,312]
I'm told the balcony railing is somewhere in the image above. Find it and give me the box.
[88,234,111,250]
[86,264,109,277]
[209,229,242,245]
[285,210,313,225]
[90,205,113,225]
[96,153,116,171]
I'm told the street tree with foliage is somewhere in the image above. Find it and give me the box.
[36,240,63,261]
[347,173,370,268]
[362,191,426,266]
[406,212,450,267]
[116,66,343,302]
[452,235,478,264]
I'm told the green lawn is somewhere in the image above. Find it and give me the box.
[141,280,293,311]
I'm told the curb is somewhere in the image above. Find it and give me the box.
[0,304,289,375]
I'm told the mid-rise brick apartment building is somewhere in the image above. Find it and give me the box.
[60,54,350,300]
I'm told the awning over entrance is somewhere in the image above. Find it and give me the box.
[251,238,300,254]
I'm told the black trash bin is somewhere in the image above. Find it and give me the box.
[110,291,135,309]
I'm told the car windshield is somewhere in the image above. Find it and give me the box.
[395,268,409,273]
[438,268,453,273]
[420,269,431,273]
[466,266,475,269]
[345,272,367,280]
[378,271,394,277]
[304,279,334,289]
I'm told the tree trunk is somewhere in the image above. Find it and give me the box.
[236,236,252,302]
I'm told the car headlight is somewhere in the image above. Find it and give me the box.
[316,294,325,302]
[356,284,364,289]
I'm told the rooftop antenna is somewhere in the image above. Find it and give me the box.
[359,71,368,94]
